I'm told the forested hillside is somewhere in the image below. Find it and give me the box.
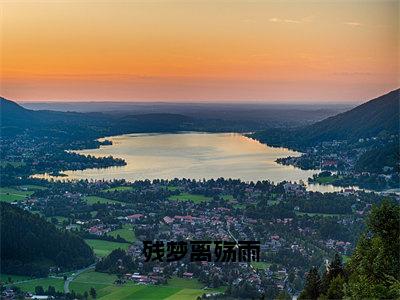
[250,89,399,188]
[299,200,400,299]
[251,89,399,148]
[0,203,95,277]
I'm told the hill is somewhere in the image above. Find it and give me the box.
[111,113,195,133]
[0,203,95,277]
[300,200,400,299]
[1,97,33,124]
[1,98,219,134]
[251,89,399,148]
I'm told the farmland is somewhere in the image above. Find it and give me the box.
[69,270,224,300]
[0,187,34,202]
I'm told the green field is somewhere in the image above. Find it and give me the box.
[109,224,136,243]
[165,287,224,300]
[314,176,336,184]
[70,270,117,297]
[84,196,122,205]
[102,186,135,192]
[103,286,181,300]
[168,193,212,203]
[10,277,64,293]
[84,239,130,257]
[69,271,224,300]
[0,187,34,202]
[251,261,271,270]
[167,277,203,289]
[19,185,48,191]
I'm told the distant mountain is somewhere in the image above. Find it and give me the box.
[1,96,108,128]
[0,202,94,277]
[2,89,398,141]
[20,101,348,128]
[0,97,196,136]
[251,89,399,148]
[300,89,399,143]
[0,97,261,135]
[1,97,36,126]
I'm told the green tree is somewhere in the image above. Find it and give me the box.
[321,253,344,295]
[35,286,45,295]
[276,290,291,300]
[47,285,56,296]
[89,287,97,299]
[326,275,344,299]
[345,199,400,299]
[269,264,278,272]
[299,267,321,300]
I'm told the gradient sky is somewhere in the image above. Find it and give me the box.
[1,0,398,102]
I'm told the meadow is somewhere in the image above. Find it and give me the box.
[0,187,34,202]
[19,185,47,191]
[251,261,271,270]
[84,196,123,205]
[168,192,212,203]
[84,239,130,257]
[109,224,136,243]
[9,277,64,293]
[70,270,117,297]
[69,270,224,300]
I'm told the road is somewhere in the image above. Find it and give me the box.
[64,264,95,293]
[226,223,238,244]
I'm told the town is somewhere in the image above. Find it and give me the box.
[2,175,396,299]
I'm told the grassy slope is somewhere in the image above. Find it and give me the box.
[0,187,33,202]
[84,239,130,257]
[70,270,224,300]
[10,277,64,293]
[70,270,118,297]
[108,225,136,243]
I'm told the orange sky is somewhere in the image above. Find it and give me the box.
[0,0,398,102]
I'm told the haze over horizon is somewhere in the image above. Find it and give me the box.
[1,0,398,103]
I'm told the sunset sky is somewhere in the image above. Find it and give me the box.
[1,0,398,102]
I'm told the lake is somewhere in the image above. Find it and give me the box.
[34,132,346,193]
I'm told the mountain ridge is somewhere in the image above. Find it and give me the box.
[251,88,399,148]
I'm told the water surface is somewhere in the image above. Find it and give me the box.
[35,133,345,192]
